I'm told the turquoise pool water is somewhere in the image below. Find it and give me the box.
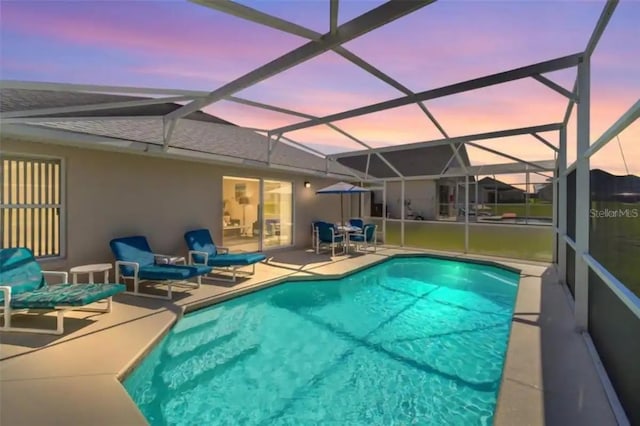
[125,257,520,425]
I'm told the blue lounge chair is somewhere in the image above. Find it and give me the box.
[184,229,266,282]
[110,236,211,299]
[349,224,377,252]
[315,222,345,256]
[0,248,125,335]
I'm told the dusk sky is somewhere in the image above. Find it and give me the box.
[1,0,638,181]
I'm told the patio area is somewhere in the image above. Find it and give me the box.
[0,248,615,425]
[0,0,638,423]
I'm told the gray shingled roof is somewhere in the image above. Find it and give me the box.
[0,88,231,124]
[337,145,470,178]
[1,88,359,177]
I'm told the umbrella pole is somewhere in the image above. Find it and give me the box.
[341,193,344,225]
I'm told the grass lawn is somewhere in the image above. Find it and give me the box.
[484,203,553,218]
[383,220,553,262]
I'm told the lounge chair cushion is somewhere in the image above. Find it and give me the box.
[137,264,212,281]
[110,236,156,276]
[206,253,266,267]
[6,283,126,309]
[185,229,266,267]
[184,229,219,262]
[0,248,46,295]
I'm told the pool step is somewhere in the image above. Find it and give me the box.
[160,330,261,391]
[165,304,262,357]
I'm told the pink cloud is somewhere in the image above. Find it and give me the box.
[2,3,303,63]
[131,65,231,87]
[203,100,304,130]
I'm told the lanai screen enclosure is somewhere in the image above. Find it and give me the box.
[1,0,638,423]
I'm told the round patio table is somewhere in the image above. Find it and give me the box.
[69,263,113,284]
[337,225,362,252]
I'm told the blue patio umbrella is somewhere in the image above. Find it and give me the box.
[316,182,369,225]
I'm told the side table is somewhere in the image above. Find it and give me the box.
[69,263,113,284]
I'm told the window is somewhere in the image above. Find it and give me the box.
[1,155,63,257]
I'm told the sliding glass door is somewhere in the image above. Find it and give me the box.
[222,177,260,252]
[263,180,293,248]
[222,177,293,251]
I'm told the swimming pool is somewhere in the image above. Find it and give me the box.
[125,256,520,425]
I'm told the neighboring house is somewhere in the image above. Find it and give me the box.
[477,177,526,203]
[591,169,640,203]
[0,88,361,271]
[536,182,554,202]
[336,144,472,220]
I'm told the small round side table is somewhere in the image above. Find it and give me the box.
[69,263,113,284]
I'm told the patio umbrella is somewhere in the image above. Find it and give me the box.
[315,182,369,225]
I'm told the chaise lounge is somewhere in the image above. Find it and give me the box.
[110,235,211,299]
[0,247,125,335]
[184,229,266,282]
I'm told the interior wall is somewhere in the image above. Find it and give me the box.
[1,137,343,276]
[222,177,260,229]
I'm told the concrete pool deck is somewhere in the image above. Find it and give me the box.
[0,247,616,425]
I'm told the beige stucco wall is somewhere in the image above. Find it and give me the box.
[1,138,343,275]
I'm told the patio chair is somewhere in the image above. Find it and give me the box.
[348,218,364,230]
[0,247,125,335]
[310,220,325,249]
[110,236,211,299]
[315,222,345,256]
[184,229,266,282]
[349,224,377,252]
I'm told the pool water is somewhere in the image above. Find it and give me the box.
[125,257,520,425]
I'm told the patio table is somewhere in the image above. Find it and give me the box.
[69,263,113,284]
[337,225,362,252]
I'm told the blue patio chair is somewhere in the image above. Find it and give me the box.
[184,229,266,282]
[0,247,125,335]
[315,222,345,256]
[310,220,327,249]
[110,236,211,299]
[348,218,364,230]
[349,224,377,252]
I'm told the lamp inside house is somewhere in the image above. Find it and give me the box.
[304,181,311,188]
[238,195,250,234]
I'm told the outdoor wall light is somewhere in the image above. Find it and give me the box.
[304,181,311,188]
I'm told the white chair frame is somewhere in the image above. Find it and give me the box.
[1,271,115,335]
[315,226,346,257]
[188,248,258,283]
[349,225,378,253]
[115,255,200,300]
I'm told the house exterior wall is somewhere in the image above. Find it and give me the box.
[1,138,342,275]
[385,180,437,220]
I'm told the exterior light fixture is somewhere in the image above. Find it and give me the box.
[304,181,311,188]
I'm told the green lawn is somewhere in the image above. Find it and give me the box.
[483,203,553,218]
[383,220,553,262]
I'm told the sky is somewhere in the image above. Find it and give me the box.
[1,0,639,180]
